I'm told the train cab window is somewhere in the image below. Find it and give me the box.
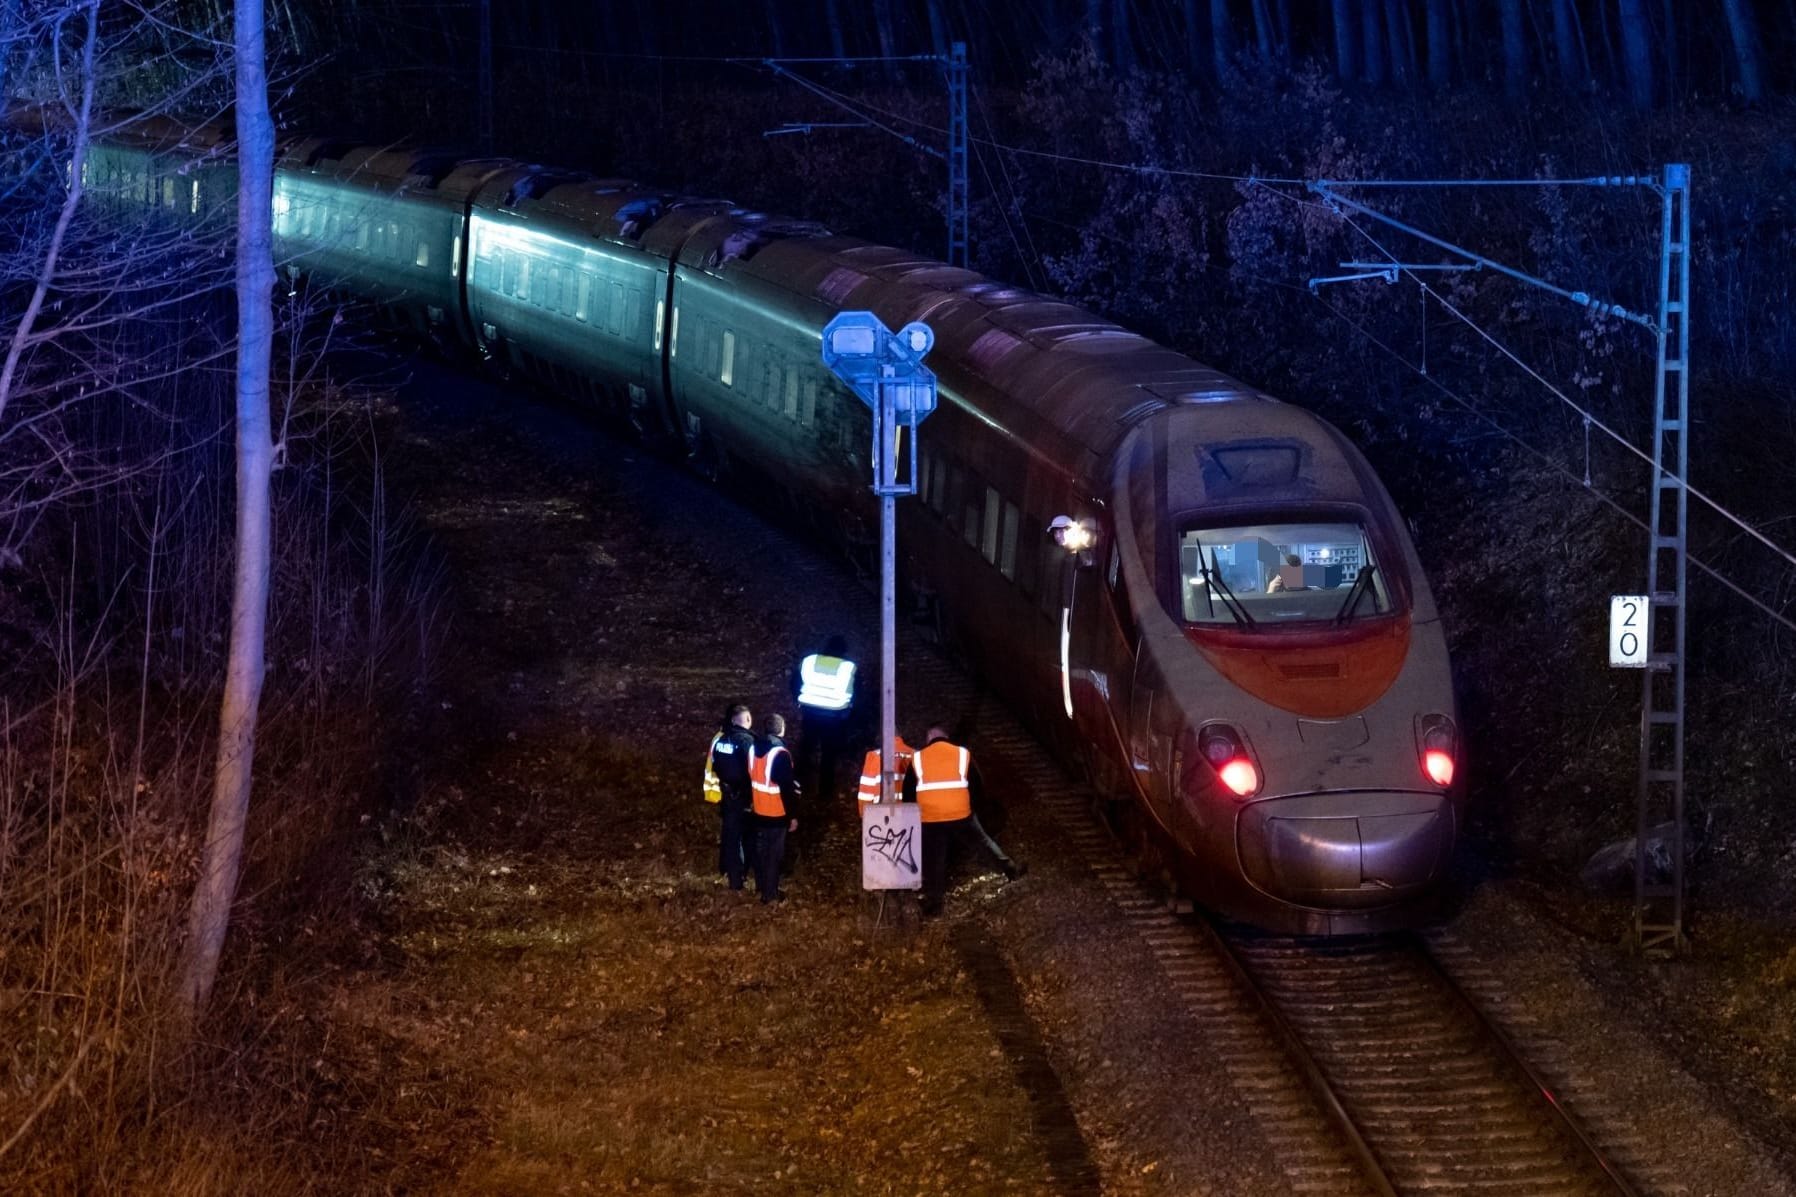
[981,488,1002,564]
[998,501,1021,580]
[415,240,430,269]
[1179,520,1391,628]
[720,331,735,387]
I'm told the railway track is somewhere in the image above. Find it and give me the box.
[896,650,1648,1196]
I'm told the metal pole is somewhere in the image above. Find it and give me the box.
[478,0,494,155]
[1633,163,1691,955]
[879,381,898,805]
[945,41,969,269]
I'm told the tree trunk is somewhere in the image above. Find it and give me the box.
[1360,0,1385,85]
[1333,0,1358,82]
[1499,0,1526,97]
[1084,0,1105,58]
[1186,0,1209,76]
[1111,0,1134,71]
[872,0,897,63]
[1250,0,1275,59]
[923,0,947,59]
[764,0,787,57]
[1425,0,1451,88]
[1550,0,1583,85]
[179,0,277,1021]
[824,0,846,58]
[1384,0,1413,86]
[1209,0,1234,76]
[1719,0,1763,102]
[1616,0,1654,108]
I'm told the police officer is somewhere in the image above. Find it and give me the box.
[901,724,1023,915]
[749,713,801,904]
[793,634,857,802]
[710,704,757,891]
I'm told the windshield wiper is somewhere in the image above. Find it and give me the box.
[1333,564,1378,625]
[1204,548,1257,631]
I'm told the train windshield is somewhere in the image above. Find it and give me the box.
[1179,521,1392,629]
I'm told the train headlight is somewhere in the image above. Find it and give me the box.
[1199,723,1261,798]
[1416,715,1457,788]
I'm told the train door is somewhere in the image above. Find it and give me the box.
[1063,525,1133,794]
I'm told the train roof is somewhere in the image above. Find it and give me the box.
[1145,400,1387,517]
[683,222,1268,482]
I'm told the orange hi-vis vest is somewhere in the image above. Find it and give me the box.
[857,738,914,811]
[912,739,972,823]
[750,745,790,818]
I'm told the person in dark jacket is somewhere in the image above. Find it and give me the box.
[711,704,757,891]
[791,634,857,805]
[749,714,801,904]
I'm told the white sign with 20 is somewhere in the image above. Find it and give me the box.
[1609,595,1650,668]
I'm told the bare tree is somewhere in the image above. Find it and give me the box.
[1333,0,1358,82]
[1550,0,1586,86]
[1720,0,1764,102]
[1500,0,1527,98]
[1425,0,1452,88]
[1616,0,1655,108]
[178,0,276,1019]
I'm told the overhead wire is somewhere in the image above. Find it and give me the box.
[1326,204,1796,573]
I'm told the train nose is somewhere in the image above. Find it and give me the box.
[1235,791,1454,909]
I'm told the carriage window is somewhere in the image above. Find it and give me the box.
[982,488,1002,564]
[963,476,983,549]
[720,331,735,387]
[1179,520,1389,628]
[801,380,818,426]
[999,501,1021,580]
[576,275,591,321]
[415,240,430,268]
[609,283,626,335]
[784,371,799,419]
[1016,513,1040,595]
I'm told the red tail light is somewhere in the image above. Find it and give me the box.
[1219,758,1260,796]
[1199,724,1261,798]
[1416,715,1457,788]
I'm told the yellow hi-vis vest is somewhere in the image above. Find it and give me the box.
[750,745,790,818]
[911,740,972,823]
[702,732,723,803]
[856,737,914,812]
[797,653,856,711]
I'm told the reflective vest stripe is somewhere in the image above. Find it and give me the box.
[797,654,856,711]
[703,732,723,803]
[912,743,971,822]
[856,743,913,806]
[750,746,788,818]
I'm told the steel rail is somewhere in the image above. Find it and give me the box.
[1190,916,1401,1197]
[1409,933,1644,1197]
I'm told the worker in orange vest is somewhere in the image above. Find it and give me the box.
[748,713,801,905]
[855,735,914,816]
[901,724,1022,916]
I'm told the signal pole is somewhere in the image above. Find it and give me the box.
[822,313,938,893]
